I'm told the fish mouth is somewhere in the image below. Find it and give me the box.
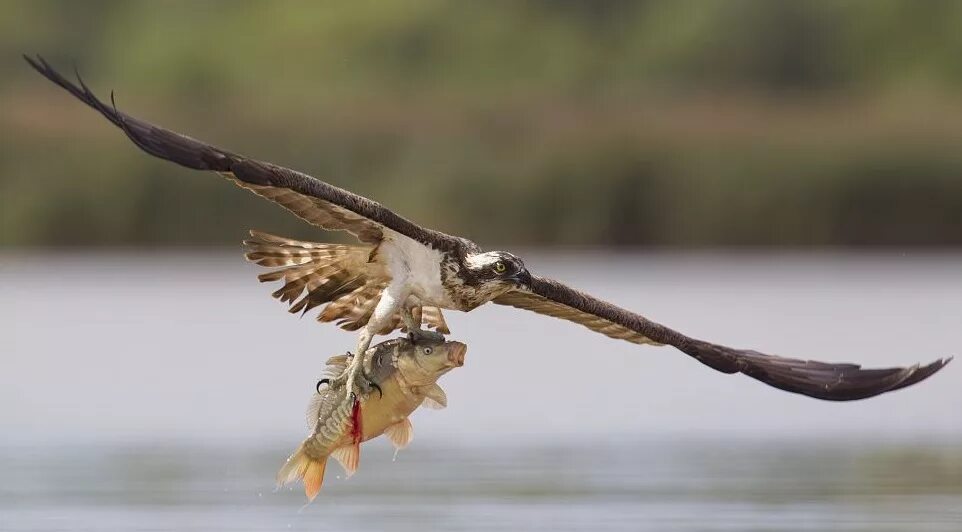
[445,341,467,367]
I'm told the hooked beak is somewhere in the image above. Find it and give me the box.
[445,341,467,367]
[511,269,532,287]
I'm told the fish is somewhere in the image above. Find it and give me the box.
[277,334,467,501]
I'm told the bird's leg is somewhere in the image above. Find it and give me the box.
[342,328,375,399]
[401,302,420,334]
[335,288,404,398]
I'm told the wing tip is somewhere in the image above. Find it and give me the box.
[917,355,951,375]
[889,355,952,391]
[23,53,50,73]
[692,340,952,401]
[810,355,951,401]
[22,52,39,69]
[24,53,123,128]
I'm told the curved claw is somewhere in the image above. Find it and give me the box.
[316,378,330,394]
[369,382,383,399]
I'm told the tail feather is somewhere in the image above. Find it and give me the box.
[245,231,375,314]
[277,440,329,502]
[245,230,453,335]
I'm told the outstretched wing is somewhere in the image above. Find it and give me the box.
[24,55,463,251]
[494,275,951,401]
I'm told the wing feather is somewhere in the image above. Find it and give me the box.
[495,275,950,401]
[492,290,660,345]
[245,231,449,334]
[24,55,463,251]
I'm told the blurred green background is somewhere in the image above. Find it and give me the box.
[3,0,962,248]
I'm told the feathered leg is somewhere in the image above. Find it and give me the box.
[337,289,443,396]
[340,285,403,398]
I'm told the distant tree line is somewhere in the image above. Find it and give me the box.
[3,0,961,247]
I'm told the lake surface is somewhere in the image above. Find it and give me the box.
[2,251,960,530]
[2,439,961,531]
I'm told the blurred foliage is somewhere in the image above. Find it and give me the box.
[2,0,962,248]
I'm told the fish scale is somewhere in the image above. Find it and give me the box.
[277,334,466,501]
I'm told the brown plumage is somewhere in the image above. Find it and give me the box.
[496,275,950,401]
[21,55,459,251]
[25,55,950,402]
[244,231,449,334]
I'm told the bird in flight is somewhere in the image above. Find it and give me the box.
[25,55,950,401]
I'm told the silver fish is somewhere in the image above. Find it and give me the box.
[278,335,466,500]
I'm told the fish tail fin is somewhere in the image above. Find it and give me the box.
[277,439,328,502]
[302,459,327,502]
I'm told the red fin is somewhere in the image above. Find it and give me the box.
[351,395,363,445]
[342,394,362,474]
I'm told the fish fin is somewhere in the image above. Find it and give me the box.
[305,393,324,429]
[276,439,328,501]
[418,383,447,409]
[383,418,414,449]
[302,459,327,502]
[331,384,363,477]
[325,354,350,368]
[330,444,360,477]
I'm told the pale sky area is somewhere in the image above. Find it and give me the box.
[2,251,960,447]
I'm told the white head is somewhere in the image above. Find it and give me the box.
[463,250,531,288]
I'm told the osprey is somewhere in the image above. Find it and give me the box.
[26,55,950,401]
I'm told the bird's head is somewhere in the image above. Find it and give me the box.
[463,250,532,291]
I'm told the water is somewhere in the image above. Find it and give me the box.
[1,439,961,531]
[2,251,961,530]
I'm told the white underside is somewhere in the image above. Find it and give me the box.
[378,230,453,310]
[344,231,456,396]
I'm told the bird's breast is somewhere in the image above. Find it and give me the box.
[380,231,453,308]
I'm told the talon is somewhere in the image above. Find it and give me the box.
[316,378,330,394]
[369,382,383,399]
[342,346,367,401]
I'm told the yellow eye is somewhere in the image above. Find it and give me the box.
[494,261,506,273]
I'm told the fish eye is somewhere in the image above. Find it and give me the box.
[494,261,506,273]
[423,347,433,355]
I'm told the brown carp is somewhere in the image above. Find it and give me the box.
[277,334,466,500]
